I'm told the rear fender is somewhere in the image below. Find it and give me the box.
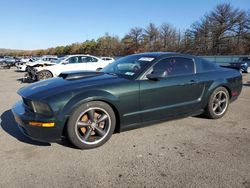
[201,79,231,108]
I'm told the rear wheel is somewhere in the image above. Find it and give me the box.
[204,87,230,119]
[67,101,116,149]
[37,70,53,81]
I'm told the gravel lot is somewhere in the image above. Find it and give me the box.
[0,68,250,188]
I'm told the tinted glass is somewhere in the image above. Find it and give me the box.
[78,56,98,63]
[152,57,194,77]
[68,56,79,64]
[91,57,98,62]
[86,57,98,62]
[79,56,88,63]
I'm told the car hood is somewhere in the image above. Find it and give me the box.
[26,61,55,66]
[18,72,127,100]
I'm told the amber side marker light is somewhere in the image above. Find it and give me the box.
[29,122,55,127]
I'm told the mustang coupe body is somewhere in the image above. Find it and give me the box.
[12,52,242,149]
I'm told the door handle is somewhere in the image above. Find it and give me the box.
[179,79,197,86]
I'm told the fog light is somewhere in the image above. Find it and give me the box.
[29,121,55,127]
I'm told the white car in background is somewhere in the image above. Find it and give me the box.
[33,54,111,80]
[16,56,58,71]
[20,57,33,63]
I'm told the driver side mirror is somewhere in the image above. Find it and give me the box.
[146,73,159,81]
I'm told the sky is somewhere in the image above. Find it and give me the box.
[0,0,249,50]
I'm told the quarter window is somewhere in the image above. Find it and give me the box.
[152,57,195,77]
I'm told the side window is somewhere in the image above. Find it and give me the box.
[79,56,88,63]
[152,57,195,77]
[68,57,79,64]
[85,57,98,63]
[86,57,98,62]
[73,56,98,63]
[91,57,98,62]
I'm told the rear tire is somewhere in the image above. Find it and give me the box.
[37,70,53,81]
[67,101,116,149]
[204,87,230,119]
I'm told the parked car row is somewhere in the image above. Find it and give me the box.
[16,55,58,72]
[0,56,17,68]
[201,56,250,73]
[217,61,250,73]
[13,54,115,81]
[239,57,250,73]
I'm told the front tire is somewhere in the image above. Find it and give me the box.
[67,101,116,149]
[37,70,53,81]
[204,87,230,119]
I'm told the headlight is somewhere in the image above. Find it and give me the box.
[31,101,52,115]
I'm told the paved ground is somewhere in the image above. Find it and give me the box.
[0,68,250,188]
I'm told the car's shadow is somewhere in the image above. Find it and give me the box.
[0,110,50,146]
[16,78,35,84]
[0,109,78,149]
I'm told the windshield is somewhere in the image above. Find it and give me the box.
[54,56,67,64]
[101,54,155,79]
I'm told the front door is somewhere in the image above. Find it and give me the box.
[139,57,204,122]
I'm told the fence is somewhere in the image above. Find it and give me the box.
[199,55,250,64]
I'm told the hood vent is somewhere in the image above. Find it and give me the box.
[59,71,104,80]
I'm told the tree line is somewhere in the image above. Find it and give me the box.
[1,3,250,57]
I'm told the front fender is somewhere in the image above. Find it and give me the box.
[59,90,119,120]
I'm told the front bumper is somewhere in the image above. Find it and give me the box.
[12,101,63,143]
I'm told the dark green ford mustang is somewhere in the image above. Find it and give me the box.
[12,52,242,149]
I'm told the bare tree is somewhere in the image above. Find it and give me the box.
[159,23,177,51]
[143,23,160,51]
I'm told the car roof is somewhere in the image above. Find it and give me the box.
[66,54,101,59]
[136,52,193,57]
[130,52,195,60]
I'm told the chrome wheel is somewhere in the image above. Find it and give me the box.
[212,91,228,116]
[75,107,111,145]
